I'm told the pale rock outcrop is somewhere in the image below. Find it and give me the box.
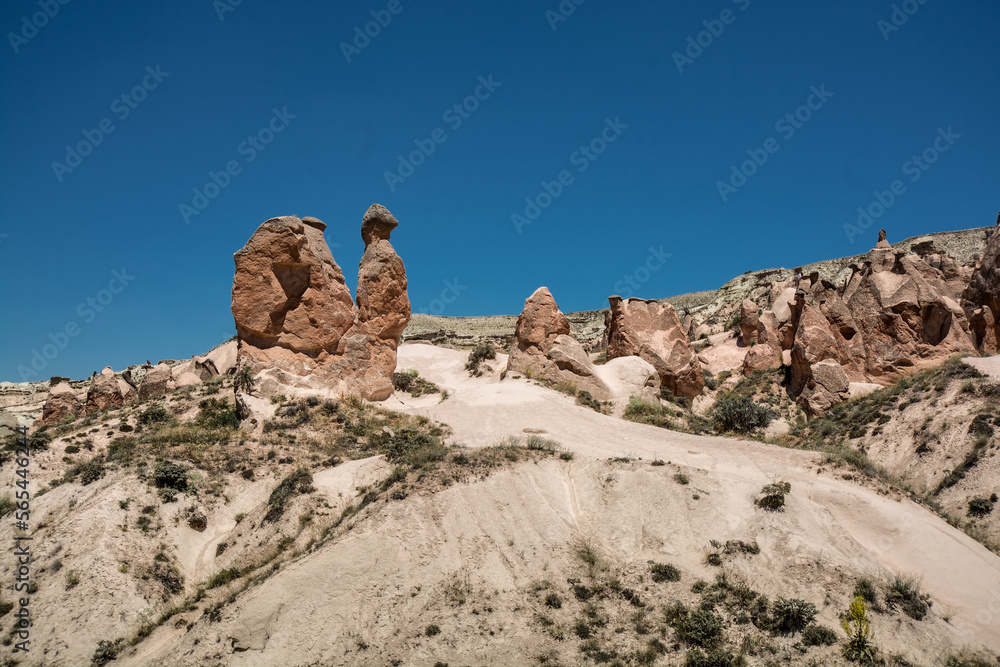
[739,299,759,346]
[232,206,410,401]
[138,364,173,401]
[174,372,203,388]
[85,367,124,413]
[605,297,704,399]
[507,288,612,400]
[593,356,660,403]
[33,382,83,431]
[0,410,19,438]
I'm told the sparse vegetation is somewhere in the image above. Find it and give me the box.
[465,341,496,376]
[392,369,441,397]
[650,562,681,583]
[842,596,878,664]
[755,481,790,511]
[711,396,776,434]
[968,497,994,517]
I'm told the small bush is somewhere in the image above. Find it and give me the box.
[544,592,562,609]
[854,578,880,609]
[196,398,239,430]
[575,391,602,412]
[91,638,123,666]
[674,473,690,485]
[670,605,724,648]
[66,457,106,486]
[206,568,241,589]
[842,596,878,664]
[968,497,993,517]
[393,370,440,397]
[755,481,790,511]
[106,437,138,464]
[425,624,441,637]
[151,461,189,491]
[884,574,930,621]
[0,496,14,518]
[801,624,838,646]
[712,397,775,434]
[465,342,496,376]
[139,405,169,426]
[264,468,314,523]
[683,647,746,667]
[771,597,817,634]
[623,397,675,429]
[650,562,681,583]
[65,570,81,589]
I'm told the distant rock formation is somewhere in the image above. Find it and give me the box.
[507,288,611,400]
[605,297,704,399]
[739,299,760,346]
[789,229,976,414]
[139,363,173,401]
[85,367,124,413]
[962,224,1000,352]
[33,382,83,431]
[231,205,410,401]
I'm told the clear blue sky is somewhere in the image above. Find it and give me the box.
[2,1,998,381]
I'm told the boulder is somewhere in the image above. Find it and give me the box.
[232,206,410,401]
[138,364,173,401]
[0,410,19,439]
[593,356,660,403]
[798,359,851,416]
[507,288,611,400]
[605,296,704,399]
[742,344,779,374]
[85,367,124,413]
[32,382,83,431]
[175,372,203,388]
[739,299,759,346]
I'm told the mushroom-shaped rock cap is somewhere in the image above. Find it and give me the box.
[361,204,398,245]
[301,216,327,231]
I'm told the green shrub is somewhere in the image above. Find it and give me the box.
[854,578,880,610]
[968,497,993,517]
[465,342,496,376]
[801,624,838,646]
[623,397,675,429]
[139,405,169,426]
[650,562,681,583]
[575,390,602,412]
[684,647,746,667]
[206,568,241,589]
[106,437,138,464]
[65,444,80,454]
[544,592,562,609]
[151,461,188,491]
[674,473,690,485]
[196,398,239,430]
[91,638,123,666]
[670,606,724,648]
[712,397,775,434]
[0,496,14,518]
[884,575,930,621]
[771,597,817,634]
[755,482,790,511]
[393,370,440,397]
[425,624,441,637]
[264,468,314,523]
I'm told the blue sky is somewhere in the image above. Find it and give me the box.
[1,0,998,381]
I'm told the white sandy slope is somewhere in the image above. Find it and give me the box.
[116,344,1000,667]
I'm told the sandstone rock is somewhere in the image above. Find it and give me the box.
[593,356,660,403]
[0,410,19,439]
[205,340,238,376]
[175,372,203,388]
[33,382,83,431]
[742,344,779,374]
[507,288,611,400]
[798,359,851,416]
[85,367,124,414]
[962,224,1000,350]
[117,378,137,402]
[739,299,759,346]
[605,296,704,398]
[232,206,410,401]
[138,364,173,401]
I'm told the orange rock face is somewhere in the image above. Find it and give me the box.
[605,297,704,399]
[33,382,83,431]
[231,205,410,401]
[507,287,611,400]
[962,224,1000,351]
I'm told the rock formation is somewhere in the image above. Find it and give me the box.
[962,224,1000,352]
[742,343,779,374]
[788,230,977,414]
[231,205,410,401]
[739,299,759,346]
[605,297,704,398]
[139,363,173,401]
[32,382,83,431]
[507,288,611,399]
[85,367,124,413]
